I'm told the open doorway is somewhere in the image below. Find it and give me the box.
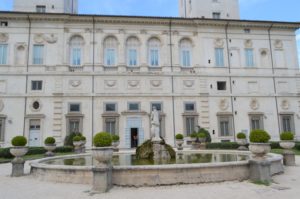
[131,128,138,148]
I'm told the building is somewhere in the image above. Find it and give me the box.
[0,0,299,148]
[179,0,240,19]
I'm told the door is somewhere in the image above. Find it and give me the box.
[125,117,144,149]
[29,119,41,147]
[131,128,138,148]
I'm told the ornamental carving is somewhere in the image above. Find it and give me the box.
[183,80,195,88]
[34,34,44,43]
[244,39,253,48]
[274,40,283,49]
[0,100,4,112]
[69,80,82,88]
[150,80,162,88]
[44,34,58,44]
[105,80,117,88]
[281,99,290,110]
[30,99,42,112]
[0,33,9,42]
[250,98,259,111]
[128,80,140,88]
[214,38,224,48]
[219,99,229,111]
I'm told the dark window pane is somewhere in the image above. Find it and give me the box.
[185,103,195,111]
[129,103,139,111]
[105,103,116,112]
[70,104,80,112]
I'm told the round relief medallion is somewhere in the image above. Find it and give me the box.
[183,80,195,88]
[281,99,290,110]
[70,80,82,88]
[128,80,140,87]
[250,98,259,111]
[105,80,117,88]
[150,80,162,88]
[30,99,42,112]
[219,99,229,111]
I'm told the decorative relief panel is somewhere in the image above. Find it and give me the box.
[183,80,195,89]
[0,33,9,42]
[69,80,82,88]
[30,99,42,112]
[219,98,229,111]
[214,38,224,48]
[250,98,259,111]
[150,80,162,89]
[281,99,290,110]
[104,80,118,89]
[34,34,58,44]
[274,40,283,49]
[128,80,140,89]
[244,39,253,48]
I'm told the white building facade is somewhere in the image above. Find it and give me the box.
[0,0,299,148]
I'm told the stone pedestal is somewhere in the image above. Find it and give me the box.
[11,158,25,177]
[283,151,296,166]
[249,159,271,183]
[152,140,171,164]
[238,146,248,151]
[92,165,113,193]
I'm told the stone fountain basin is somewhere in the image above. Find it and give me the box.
[30,150,283,187]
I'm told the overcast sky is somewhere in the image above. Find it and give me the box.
[0,0,299,64]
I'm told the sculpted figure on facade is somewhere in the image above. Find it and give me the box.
[151,106,160,141]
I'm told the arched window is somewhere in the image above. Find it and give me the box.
[126,37,139,67]
[180,38,192,67]
[148,38,160,67]
[104,36,118,66]
[70,35,84,66]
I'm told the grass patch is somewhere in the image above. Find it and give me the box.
[271,149,300,155]
[0,152,74,164]
[251,180,271,186]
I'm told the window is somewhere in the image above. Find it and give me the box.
[31,81,43,91]
[128,102,140,111]
[104,36,118,66]
[185,117,195,136]
[68,119,80,134]
[249,115,264,130]
[126,37,139,67]
[244,29,251,34]
[0,44,8,65]
[33,45,44,65]
[32,101,40,110]
[215,48,224,67]
[70,36,84,66]
[0,118,5,142]
[151,102,162,112]
[185,103,195,112]
[148,38,160,67]
[217,81,227,91]
[69,103,81,112]
[212,12,221,19]
[218,116,233,137]
[105,118,117,135]
[105,103,117,112]
[180,39,192,67]
[36,5,46,13]
[0,21,8,27]
[245,49,254,67]
[281,115,294,133]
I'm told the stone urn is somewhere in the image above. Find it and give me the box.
[280,141,295,150]
[10,147,28,161]
[92,147,114,166]
[80,140,87,153]
[237,139,248,151]
[44,144,56,157]
[73,141,82,154]
[112,141,120,152]
[198,137,206,143]
[176,139,184,151]
[249,143,271,158]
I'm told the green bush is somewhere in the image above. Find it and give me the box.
[73,136,82,142]
[64,133,77,146]
[249,130,271,143]
[198,128,212,143]
[175,134,184,140]
[11,136,27,147]
[270,142,280,149]
[44,137,56,145]
[111,135,120,142]
[197,132,206,138]
[237,132,246,139]
[80,136,86,141]
[190,132,198,138]
[93,132,112,147]
[280,132,294,141]
[206,142,240,150]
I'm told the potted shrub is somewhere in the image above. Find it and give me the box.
[236,132,248,151]
[10,136,28,161]
[73,135,82,153]
[44,137,56,157]
[175,134,184,150]
[249,130,271,158]
[92,132,113,165]
[111,135,120,151]
[197,132,206,143]
[189,132,198,142]
[279,132,295,150]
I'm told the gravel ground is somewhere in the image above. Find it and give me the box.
[0,157,300,199]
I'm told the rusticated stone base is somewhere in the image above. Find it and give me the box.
[249,159,271,183]
[283,151,296,166]
[92,165,113,193]
[11,158,25,177]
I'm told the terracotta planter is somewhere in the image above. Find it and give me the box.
[92,147,114,166]
[44,144,56,156]
[249,143,271,158]
[176,139,184,150]
[280,141,295,150]
[10,147,28,160]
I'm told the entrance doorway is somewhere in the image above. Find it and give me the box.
[29,119,41,147]
[131,128,138,148]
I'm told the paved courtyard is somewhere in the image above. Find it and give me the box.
[1,157,300,199]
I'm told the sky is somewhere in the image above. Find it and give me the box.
[0,0,299,64]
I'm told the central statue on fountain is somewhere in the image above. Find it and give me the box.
[136,107,175,163]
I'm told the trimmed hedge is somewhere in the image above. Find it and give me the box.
[0,146,73,159]
[206,142,240,150]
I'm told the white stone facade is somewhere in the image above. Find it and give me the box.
[0,10,299,148]
[179,0,240,19]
